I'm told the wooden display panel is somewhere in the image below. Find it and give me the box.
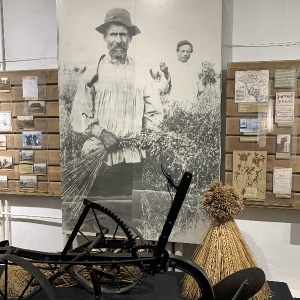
[226,60,300,210]
[0,69,61,196]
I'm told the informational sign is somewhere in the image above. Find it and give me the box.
[275,92,295,123]
[273,167,292,197]
[22,76,39,99]
[274,69,296,89]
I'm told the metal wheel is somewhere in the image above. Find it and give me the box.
[0,254,55,300]
[167,254,214,300]
[68,203,145,294]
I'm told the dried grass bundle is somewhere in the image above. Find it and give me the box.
[182,181,272,300]
[0,265,34,298]
[0,264,77,298]
[202,181,244,221]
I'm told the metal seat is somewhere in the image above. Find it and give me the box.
[207,267,266,300]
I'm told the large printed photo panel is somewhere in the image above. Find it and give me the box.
[58,0,221,243]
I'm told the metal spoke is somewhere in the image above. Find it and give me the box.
[112,224,120,239]
[18,276,35,300]
[122,266,140,280]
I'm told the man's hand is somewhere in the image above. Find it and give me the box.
[99,129,119,149]
[81,137,105,155]
[150,69,161,80]
[159,62,170,80]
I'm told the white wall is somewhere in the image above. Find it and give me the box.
[3,195,63,251]
[0,0,63,252]
[1,0,57,70]
[0,0,299,297]
[222,0,300,297]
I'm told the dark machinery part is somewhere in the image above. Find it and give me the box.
[67,202,144,295]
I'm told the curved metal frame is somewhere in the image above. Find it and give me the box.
[68,221,146,295]
[0,254,56,300]
[167,254,215,300]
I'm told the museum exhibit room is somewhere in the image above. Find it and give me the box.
[0,0,298,299]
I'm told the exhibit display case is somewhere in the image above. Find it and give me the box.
[226,60,300,209]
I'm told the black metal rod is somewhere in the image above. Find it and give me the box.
[232,279,249,300]
[61,200,91,259]
[152,172,192,261]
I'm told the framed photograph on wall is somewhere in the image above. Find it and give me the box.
[20,175,37,189]
[28,100,46,114]
[0,156,13,170]
[0,77,11,93]
[0,112,12,131]
[17,116,34,130]
[0,175,8,188]
[19,150,34,164]
[22,131,42,148]
[34,163,47,175]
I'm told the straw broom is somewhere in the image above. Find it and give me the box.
[182,181,272,300]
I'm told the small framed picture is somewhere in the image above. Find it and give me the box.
[22,131,42,148]
[239,118,260,133]
[19,164,34,174]
[0,175,8,188]
[28,100,46,114]
[20,175,37,189]
[19,150,34,164]
[0,135,6,150]
[277,134,291,153]
[0,156,13,169]
[0,77,11,93]
[34,163,47,175]
[0,112,12,131]
[17,116,34,130]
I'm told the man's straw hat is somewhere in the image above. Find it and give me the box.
[96,8,141,36]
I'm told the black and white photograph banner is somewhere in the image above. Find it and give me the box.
[58,0,221,243]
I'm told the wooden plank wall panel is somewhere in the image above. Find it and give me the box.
[13,134,60,149]
[226,60,300,210]
[226,60,300,78]
[0,102,59,117]
[0,69,61,197]
[226,98,300,117]
[6,70,58,85]
[226,154,300,172]
[226,79,300,99]
[12,118,59,133]
[0,86,58,102]
[226,172,300,192]
[226,118,300,135]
